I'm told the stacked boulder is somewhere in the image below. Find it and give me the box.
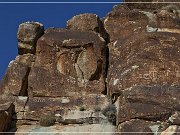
[0,15,115,134]
[106,0,180,133]
[0,0,179,134]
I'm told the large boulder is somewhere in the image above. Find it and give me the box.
[104,2,180,42]
[0,54,35,96]
[104,4,149,42]
[108,32,180,95]
[67,13,108,41]
[17,22,44,54]
[115,85,180,124]
[28,28,107,97]
[1,1,180,134]
[108,32,180,129]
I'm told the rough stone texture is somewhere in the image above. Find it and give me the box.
[124,0,180,11]
[23,94,111,122]
[0,95,28,120]
[104,2,180,42]
[17,22,44,54]
[0,102,14,132]
[117,119,174,134]
[106,2,180,133]
[0,54,35,96]
[14,124,115,135]
[0,62,29,96]
[108,32,180,131]
[67,13,108,41]
[108,32,180,96]
[104,4,149,42]
[117,119,180,134]
[15,54,36,67]
[1,1,180,134]
[28,28,106,97]
[115,85,179,124]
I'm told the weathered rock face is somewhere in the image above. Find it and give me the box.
[117,119,179,135]
[0,54,35,96]
[104,4,149,42]
[117,119,166,134]
[0,95,28,121]
[124,0,180,10]
[23,94,111,122]
[104,1,180,42]
[108,32,180,95]
[115,85,180,124]
[14,124,115,135]
[106,1,180,133]
[17,22,44,55]
[28,28,106,97]
[0,1,180,134]
[67,13,108,42]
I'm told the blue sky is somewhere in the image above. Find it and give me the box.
[0,0,123,80]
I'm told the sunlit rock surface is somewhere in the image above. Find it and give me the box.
[0,0,179,134]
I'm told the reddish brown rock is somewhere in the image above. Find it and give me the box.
[108,32,180,126]
[117,119,169,134]
[15,54,36,67]
[104,4,149,42]
[0,102,14,132]
[155,4,180,29]
[104,2,180,42]
[0,61,30,96]
[17,22,44,54]
[67,13,108,41]
[108,32,180,96]
[23,94,110,122]
[115,85,179,124]
[0,54,35,96]
[1,1,180,133]
[28,29,106,97]
[124,0,180,10]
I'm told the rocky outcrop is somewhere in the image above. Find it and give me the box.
[104,4,149,42]
[117,119,169,134]
[124,0,180,10]
[0,0,180,134]
[0,17,113,133]
[67,13,108,41]
[106,1,180,134]
[108,33,180,95]
[23,94,111,121]
[17,22,44,55]
[28,28,106,97]
[0,54,34,96]
[104,1,180,42]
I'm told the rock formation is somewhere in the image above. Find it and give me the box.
[0,0,179,134]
